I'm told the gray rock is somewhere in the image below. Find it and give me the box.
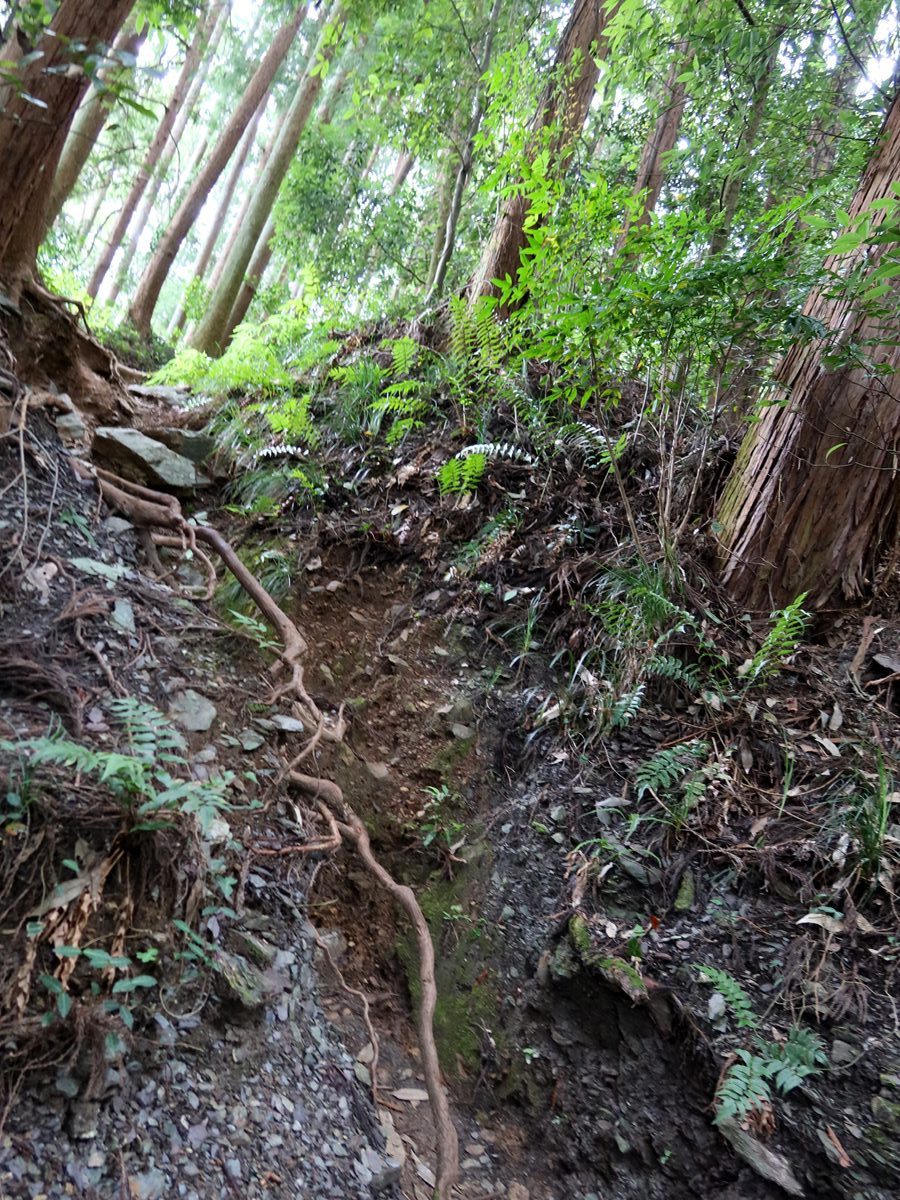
[152,428,216,464]
[104,516,134,536]
[132,1168,168,1199]
[111,598,136,633]
[93,427,211,491]
[830,1039,857,1065]
[128,383,191,408]
[361,1149,402,1193]
[238,728,265,751]
[56,411,88,443]
[269,713,305,733]
[169,689,217,732]
[451,723,474,740]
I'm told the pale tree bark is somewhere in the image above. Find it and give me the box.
[425,0,503,303]
[104,132,210,306]
[425,135,461,291]
[167,102,266,336]
[468,0,610,305]
[88,2,223,297]
[223,213,276,340]
[618,43,689,245]
[191,3,345,357]
[43,22,145,234]
[316,36,364,123]
[100,2,230,305]
[129,2,308,336]
[205,132,278,301]
[0,0,136,291]
[717,90,900,610]
[80,180,112,246]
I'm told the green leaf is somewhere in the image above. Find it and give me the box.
[111,975,157,994]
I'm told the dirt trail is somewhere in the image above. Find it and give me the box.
[1,380,899,1200]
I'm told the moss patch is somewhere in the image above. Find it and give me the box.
[397,841,498,1076]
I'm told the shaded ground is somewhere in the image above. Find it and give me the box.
[1,324,899,1200]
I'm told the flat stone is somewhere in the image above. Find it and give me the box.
[128,383,191,408]
[238,728,265,751]
[169,689,217,732]
[111,598,135,633]
[451,723,474,740]
[132,1168,168,1200]
[361,1149,402,1193]
[104,516,134,536]
[152,428,216,464]
[268,714,305,733]
[93,427,211,491]
[830,1039,857,1065]
[56,411,88,442]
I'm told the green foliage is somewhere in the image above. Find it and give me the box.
[635,741,710,800]
[697,965,758,1029]
[740,593,809,683]
[2,699,236,837]
[697,964,826,1124]
[437,442,532,495]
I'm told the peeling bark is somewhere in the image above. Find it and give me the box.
[717,91,900,609]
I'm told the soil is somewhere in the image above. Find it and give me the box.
[1,339,899,1200]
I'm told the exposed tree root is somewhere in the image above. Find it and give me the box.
[290,772,459,1199]
[89,465,461,1199]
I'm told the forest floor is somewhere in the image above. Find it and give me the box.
[0,313,899,1200]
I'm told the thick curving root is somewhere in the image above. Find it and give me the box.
[91,466,460,1199]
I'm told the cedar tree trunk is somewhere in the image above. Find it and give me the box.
[467,0,609,305]
[190,4,344,357]
[717,90,900,610]
[43,23,145,234]
[0,0,135,291]
[87,2,222,298]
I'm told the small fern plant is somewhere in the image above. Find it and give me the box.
[437,442,534,495]
[4,699,235,837]
[739,592,809,684]
[696,965,826,1125]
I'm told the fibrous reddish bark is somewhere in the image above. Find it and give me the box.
[717,90,900,610]
[0,0,136,290]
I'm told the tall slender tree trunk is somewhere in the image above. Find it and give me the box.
[88,3,222,297]
[129,3,308,336]
[205,132,278,300]
[43,22,145,234]
[425,0,502,303]
[80,180,112,246]
[105,132,210,307]
[618,43,689,245]
[717,90,900,610]
[191,4,345,357]
[168,103,266,336]
[223,213,276,339]
[468,0,610,306]
[425,138,460,292]
[105,1,229,303]
[0,0,136,291]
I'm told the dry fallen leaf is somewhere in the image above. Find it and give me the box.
[393,1087,429,1103]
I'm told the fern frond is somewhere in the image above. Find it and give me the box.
[635,740,709,799]
[696,964,758,1029]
